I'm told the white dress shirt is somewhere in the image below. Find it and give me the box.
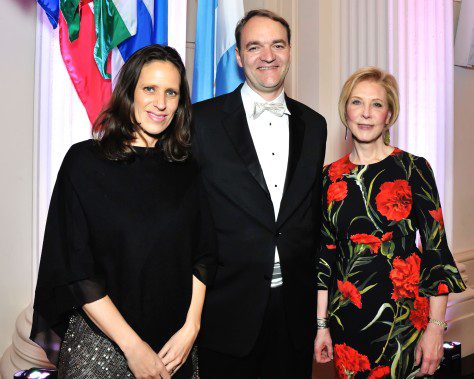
[241,82,290,287]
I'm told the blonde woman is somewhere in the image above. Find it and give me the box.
[314,67,465,378]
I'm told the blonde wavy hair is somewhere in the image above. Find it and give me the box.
[338,67,400,144]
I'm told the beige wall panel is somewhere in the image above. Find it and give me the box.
[186,0,197,87]
[0,1,36,354]
[317,0,345,165]
[453,66,474,254]
[245,0,268,12]
[293,0,319,112]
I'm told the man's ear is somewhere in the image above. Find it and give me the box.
[235,47,243,68]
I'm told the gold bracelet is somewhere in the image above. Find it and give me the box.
[428,318,448,331]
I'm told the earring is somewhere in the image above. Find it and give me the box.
[345,127,348,140]
[384,129,390,145]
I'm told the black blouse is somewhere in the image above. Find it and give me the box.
[30,140,217,364]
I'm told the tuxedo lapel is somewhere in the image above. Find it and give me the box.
[283,99,305,193]
[222,87,271,198]
[277,98,318,228]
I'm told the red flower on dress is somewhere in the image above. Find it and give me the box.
[368,366,390,379]
[438,283,449,295]
[327,244,337,250]
[390,147,403,156]
[334,343,371,379]
[350,234,382,254]
[381,232,393,242]
[409,295,430,331]
[390,253,420,300]
[327,181,348,205]
[375,180,412,221]
[429,208,444,230]
[329,155,357,182]
[338,280,362,309]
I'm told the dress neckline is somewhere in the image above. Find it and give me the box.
[348,147,401,167]
[129,144,160,152]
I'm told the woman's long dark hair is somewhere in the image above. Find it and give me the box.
[93,45,192,162]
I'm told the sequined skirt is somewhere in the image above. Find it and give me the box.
[58,312,200,379]
[58,312,133,378]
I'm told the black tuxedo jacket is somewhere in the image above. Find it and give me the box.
[192,84,327,356]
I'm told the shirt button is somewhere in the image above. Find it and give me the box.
[272,152,275,156]
[274,184,277,187]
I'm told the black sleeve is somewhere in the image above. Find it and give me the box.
[192,174,218,286]
[411,157,466,296]
[190,113,217,285]
[30,152,106,363]
[312,119,327,245]
[316,166,339,290]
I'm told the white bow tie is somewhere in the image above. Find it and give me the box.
[252,102,286,119]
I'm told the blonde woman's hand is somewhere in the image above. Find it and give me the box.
[314,328,333,363]
[415,323,444,377]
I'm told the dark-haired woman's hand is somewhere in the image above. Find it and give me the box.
[124,338,170,379]
[158,322,199,376]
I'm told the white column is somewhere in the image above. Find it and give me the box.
[340,0,389,80]
[389,0,454,244]
[318,0,390,164]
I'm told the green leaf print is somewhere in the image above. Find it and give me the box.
[390,340,402,377]
[362,303,394,331]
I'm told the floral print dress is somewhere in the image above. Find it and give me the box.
[317,149,466,379]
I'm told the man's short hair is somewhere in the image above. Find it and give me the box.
[235,9,291,50]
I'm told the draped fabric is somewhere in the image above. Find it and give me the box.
[31,140,217,365]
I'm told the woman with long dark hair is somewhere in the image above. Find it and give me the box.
[30,45,216,379]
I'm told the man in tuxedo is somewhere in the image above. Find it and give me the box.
[193,9,327,379]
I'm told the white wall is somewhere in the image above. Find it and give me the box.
[453,65,474,263]
[452,1,474,276]
[0,0,36,354]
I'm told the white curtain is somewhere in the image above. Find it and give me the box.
[33,8,91,291]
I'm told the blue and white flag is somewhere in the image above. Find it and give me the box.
[192,0,245,103]
[37,0,59,28]
[111,0,169,86]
